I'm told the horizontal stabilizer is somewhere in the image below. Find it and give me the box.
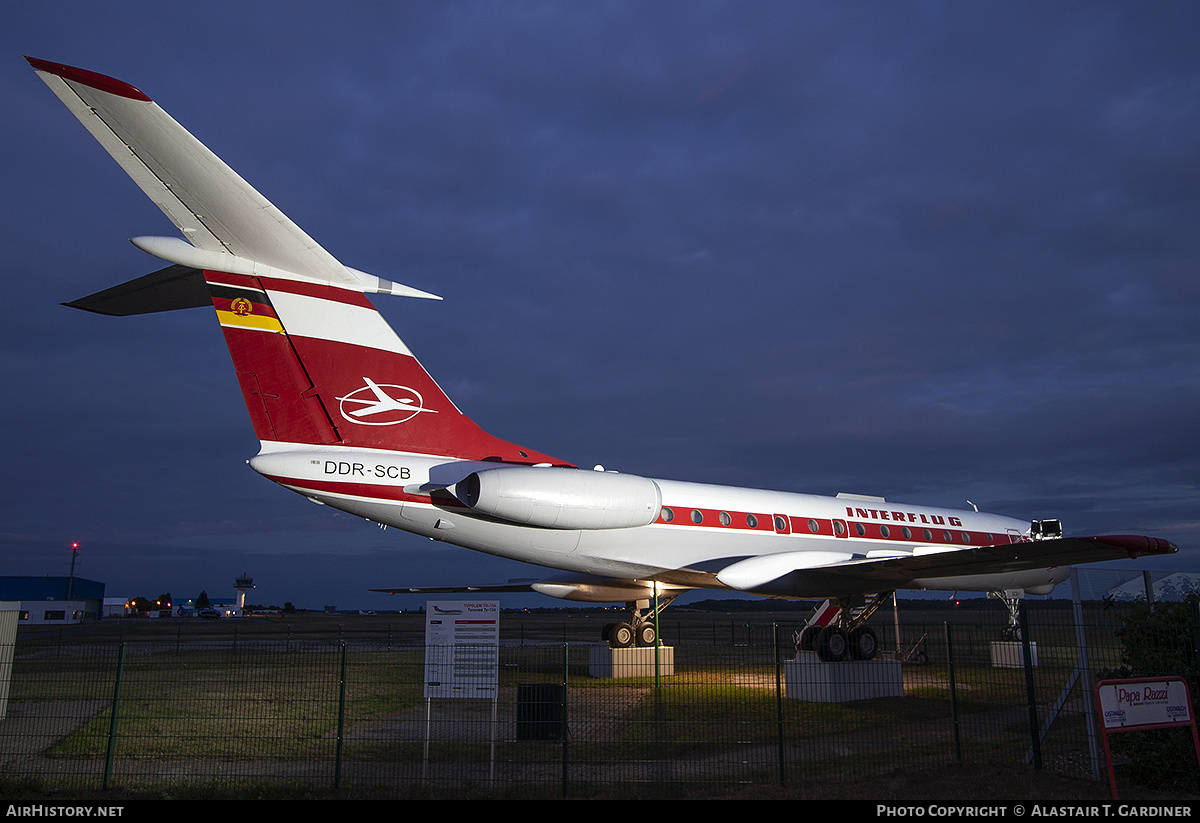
[129,236,442,299]
[28,56,436,298]
[63,264,209,316]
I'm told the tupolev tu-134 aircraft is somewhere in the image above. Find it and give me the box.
[29,57,1177,660]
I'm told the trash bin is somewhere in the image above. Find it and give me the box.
[516,683,564,740]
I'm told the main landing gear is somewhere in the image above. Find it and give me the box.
[602,593,678,648]
[795,592,892,662]
[989,589,1024,641]
[798,623,880,662]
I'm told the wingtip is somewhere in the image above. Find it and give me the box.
[25,56,152,102]
[1088,534,1179,558]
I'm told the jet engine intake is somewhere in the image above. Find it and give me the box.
[456,466,661,530]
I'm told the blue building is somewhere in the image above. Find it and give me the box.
[0,576,105,623]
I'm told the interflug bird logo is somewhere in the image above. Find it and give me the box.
[336,377,437,426]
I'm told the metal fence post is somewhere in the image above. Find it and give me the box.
[1192,599,1200,681]
[561,642,569,799]
[1071,568,1101,780]
[102,642,126,790]
[653,584,661,688]
[1019,603,1042,770]
[773,623,786,785]
[946,622,961,760]
[335,643,347,791]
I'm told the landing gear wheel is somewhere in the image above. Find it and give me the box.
[816,626,848,662]
[848,626,878,660]
[798,626,820,652]
[601,623,615,642]
[610,622,634,648]
[636,622,657,647]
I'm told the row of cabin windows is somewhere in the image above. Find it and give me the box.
[661,507,762,528]
[859,522,980,543]
[659,507,992,545]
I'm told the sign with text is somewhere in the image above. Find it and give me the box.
[1097,677,1193,729]
[423,601,499,699]
[1095,676,1200,802]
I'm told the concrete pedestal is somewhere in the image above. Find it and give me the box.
[588,645,674,678]
[990,641,1038,668]
[784,651,903,702]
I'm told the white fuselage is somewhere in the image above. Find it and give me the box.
[248,441,1060,600]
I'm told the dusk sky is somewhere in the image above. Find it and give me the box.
[3,3,1198,611]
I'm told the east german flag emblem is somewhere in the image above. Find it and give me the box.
[210,284,284,333]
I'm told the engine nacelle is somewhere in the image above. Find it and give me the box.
[456,466,661,530]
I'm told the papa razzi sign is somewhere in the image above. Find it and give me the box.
[1097,677,1193,729]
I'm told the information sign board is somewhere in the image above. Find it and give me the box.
[423,600,499,699]
[1097,677,1193,729]
[1094,676,1200,801]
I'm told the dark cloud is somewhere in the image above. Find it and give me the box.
[3,2,1198,609]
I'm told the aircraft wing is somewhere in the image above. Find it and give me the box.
[717,534,1178,598]
[377,535,1176,602]
[374,573,692,603]
[28,57,359,288]
[372,581,541,596]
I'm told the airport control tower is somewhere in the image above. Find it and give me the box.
[234,573,254,613]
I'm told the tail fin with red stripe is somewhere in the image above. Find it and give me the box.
[31,57,566,466]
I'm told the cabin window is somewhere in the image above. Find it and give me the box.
[902,527,912,540]
[880,525,890,538]
[660,507,673,523]
[691,510,703,524]
[746,514,758,528]
[719,511,731,526]
[834,521,846,536]
[923,528,933,541]
[960,531,971,543]
[942,530,952,542]
[855,523,866,537]
[807,519,819,533]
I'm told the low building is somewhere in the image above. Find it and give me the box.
[102,597,129,618]
[0,576,105,624]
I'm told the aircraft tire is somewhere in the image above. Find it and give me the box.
[848,626,878,660]
[610,622,635,648]
[816,626,848,662]
[798,626,820,652]
[636,622,656,647]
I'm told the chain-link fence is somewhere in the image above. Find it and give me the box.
[0,568,1196,798]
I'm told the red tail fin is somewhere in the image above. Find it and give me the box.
[209,270,566,464]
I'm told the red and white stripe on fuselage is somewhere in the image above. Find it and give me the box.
[651,502,1022,548]
[246,443,1026,557]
